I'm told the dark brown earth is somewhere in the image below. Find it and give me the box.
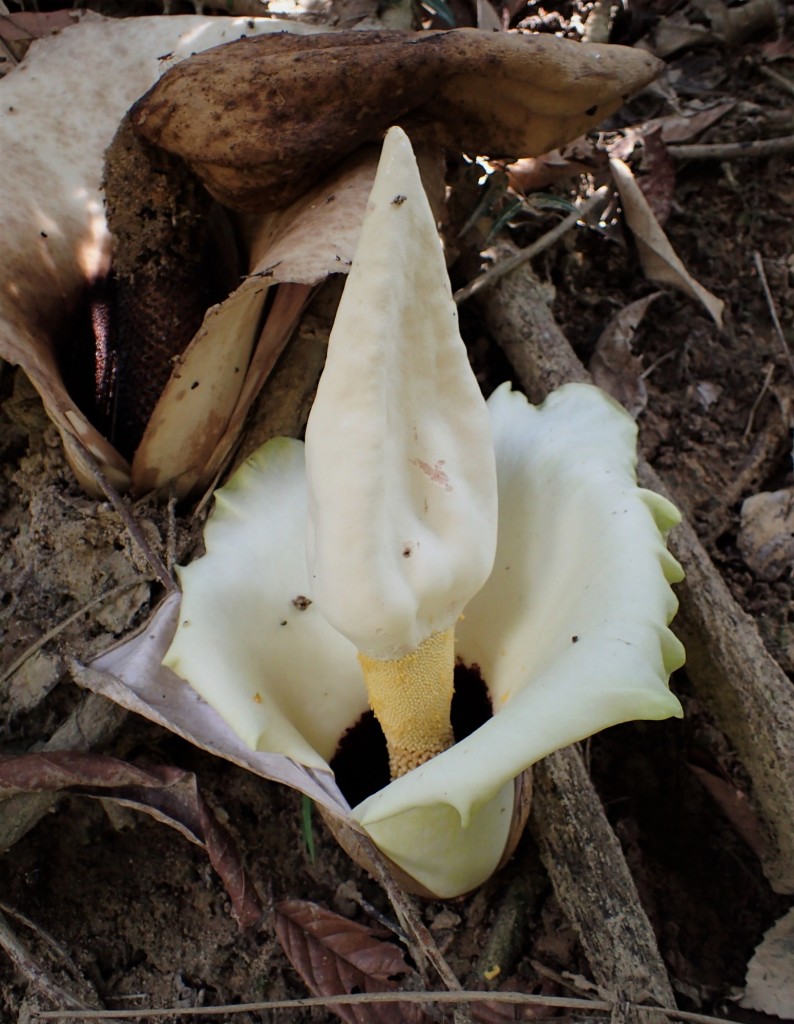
[1,3,793,1022]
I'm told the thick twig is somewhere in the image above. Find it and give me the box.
[666,135,794,160]
[478,254,794,894]
[0,909,97,1013]
[0,902,83,983]
[353,828,465,995]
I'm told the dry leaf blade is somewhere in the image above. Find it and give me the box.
[0,750,263,928]
[275,899,429,1024]
[610,157,724,327]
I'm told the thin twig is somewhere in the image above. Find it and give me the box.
[530,960,602,998]
[759,65,794,99]
[666,135,794,160]
[73,440,176,593]
[0,580,149,689]
[165,488,178,575]
[752,250,794,379]
[743,362,775,440]
[453,186,609,305]
[32,990,752,1023]
[640,348,678,381]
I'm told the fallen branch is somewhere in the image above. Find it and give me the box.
[666,135,794,160]
[531,747,676,1013]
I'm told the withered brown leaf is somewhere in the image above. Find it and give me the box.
[0,750,263,929]
[275,898,430,1024]
[133,29,663,212]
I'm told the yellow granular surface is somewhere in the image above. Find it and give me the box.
[358,627,456,779]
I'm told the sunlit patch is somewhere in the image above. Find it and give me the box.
[74,195,111,281]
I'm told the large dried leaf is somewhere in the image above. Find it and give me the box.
[0,749,263,928]
[609,157,724,327]
[133,29,662,210]
[0,13,318,494]
[274,899,429,1024]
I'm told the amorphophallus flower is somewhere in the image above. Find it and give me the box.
[162,127,684,898]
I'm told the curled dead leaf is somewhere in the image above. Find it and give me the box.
[132,28,663,211]
[609,157,725,327]
[589,292,661,418]
[0,749,263,928]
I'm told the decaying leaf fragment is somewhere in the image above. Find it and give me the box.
[741,906,794,1018]
[589,292,661,419]
[132,28,663,212]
